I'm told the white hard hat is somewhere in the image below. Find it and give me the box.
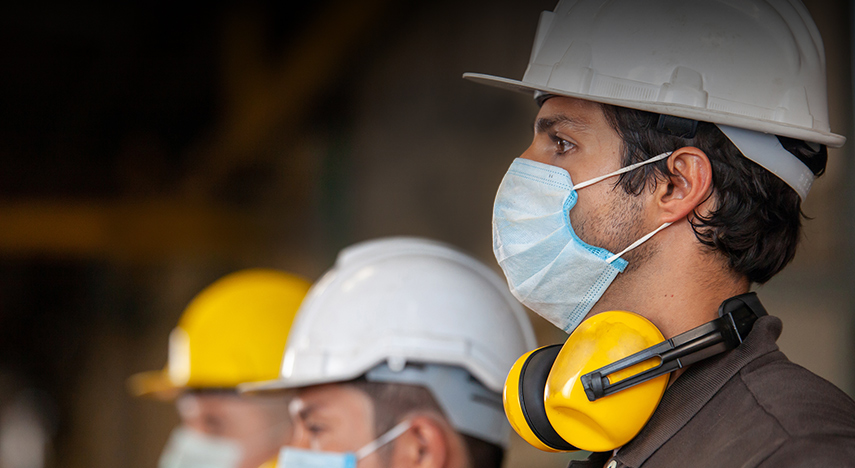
[242,237,537,446]
[464,0,844,199]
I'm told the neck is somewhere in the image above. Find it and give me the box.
[592,219,750,340]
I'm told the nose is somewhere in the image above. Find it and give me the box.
[519,140,542,163]
[519,138,560,167]
[286,425,311,450]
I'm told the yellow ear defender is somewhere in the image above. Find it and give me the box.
[504,293,767,452]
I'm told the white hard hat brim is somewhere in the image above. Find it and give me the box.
[463,72,846,148]
[238,352,508,395]
[238,371,360,394]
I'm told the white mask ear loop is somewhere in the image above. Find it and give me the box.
[564,151,674,264]
[573,152,672,191]
[355,419,412,460]
[607,222,672,264]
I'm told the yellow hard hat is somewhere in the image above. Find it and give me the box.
[128,269,311,399]
[504,311,668,452]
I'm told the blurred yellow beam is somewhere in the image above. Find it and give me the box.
[182,0,396,198]
[0,200,265,262]
[220,0,392,154]
[180,0,395,195]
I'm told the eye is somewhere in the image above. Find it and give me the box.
[549,133,575,154]
[202,415,225,436]
[305,421,327,435]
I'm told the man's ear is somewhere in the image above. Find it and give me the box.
[656,146,714,223]
[389,415,449,468]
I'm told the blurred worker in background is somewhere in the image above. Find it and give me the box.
[127,269,311,468]
[241,237,537,468]
[465,0,855,466]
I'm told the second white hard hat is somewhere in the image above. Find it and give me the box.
[242,237,537,446]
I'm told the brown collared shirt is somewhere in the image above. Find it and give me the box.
[570,315,855,468]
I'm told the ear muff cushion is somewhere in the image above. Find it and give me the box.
[520,345,578,451]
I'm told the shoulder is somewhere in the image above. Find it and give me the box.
[738,350,855,439]
[756,434,855,467]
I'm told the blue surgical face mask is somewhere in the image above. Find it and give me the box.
[277,419,411,468]
[158,426,243,468]
[492,154,672,333]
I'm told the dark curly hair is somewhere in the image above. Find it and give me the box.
[600,105,827,284]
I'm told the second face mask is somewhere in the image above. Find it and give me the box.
[278,419,411,468]
[158,426,243,468]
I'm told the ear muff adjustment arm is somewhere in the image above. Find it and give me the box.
[581,293,767,401]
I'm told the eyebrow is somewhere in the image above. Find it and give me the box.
[292,401,318,421]
[534,114,590,134]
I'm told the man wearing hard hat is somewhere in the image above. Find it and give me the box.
[128,269,311,468]
[464,0,855,467]
[241,237,536,468]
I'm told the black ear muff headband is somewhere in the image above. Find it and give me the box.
[580,292,767,401]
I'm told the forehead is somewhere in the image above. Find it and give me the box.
[537,96,614,133]
[177,392,264,417]
[291,384,374,422]
[177,391,235,415]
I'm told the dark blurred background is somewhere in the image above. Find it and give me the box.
[0,1,852,467]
